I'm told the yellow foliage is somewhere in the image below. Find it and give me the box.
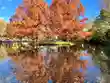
[0,19,6,24]
[0,19,7,36]
[12,43,19,51]
[6,43,20,53]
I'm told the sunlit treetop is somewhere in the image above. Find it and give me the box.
[0,19,7,36]
[7,0,92,41]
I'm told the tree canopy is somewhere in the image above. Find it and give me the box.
[7,0,92,41]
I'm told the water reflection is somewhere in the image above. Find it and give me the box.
[0,46,102,83]
[80,50,101,82]
[0,58,21,83]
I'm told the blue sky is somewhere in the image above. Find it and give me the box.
[0,0,101,22]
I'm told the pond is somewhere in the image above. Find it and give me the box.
[0,58,21,83]
[0,46,103,83]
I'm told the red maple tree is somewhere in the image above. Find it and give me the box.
[7,0,92,40]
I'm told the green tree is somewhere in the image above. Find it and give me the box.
[91,9,110,73]
[94,9,110,38]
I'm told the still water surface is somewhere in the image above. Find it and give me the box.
[0,53,101,83]
[0,58,21,83]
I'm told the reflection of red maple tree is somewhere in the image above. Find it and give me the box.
[7,0,92,40]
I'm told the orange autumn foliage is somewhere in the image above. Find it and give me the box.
[7,0,91,40]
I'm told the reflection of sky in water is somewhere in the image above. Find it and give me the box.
[0,58,20,83]
[85,66,101,82]
[80,52,101,82]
